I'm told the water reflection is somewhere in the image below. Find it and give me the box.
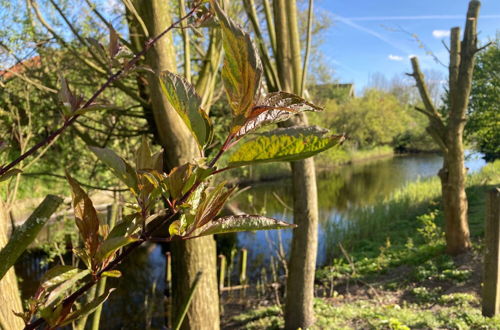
[233,153,486,272]
[101,243,166,329]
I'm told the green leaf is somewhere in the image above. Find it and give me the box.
[234,92,323,138]
[66,173,100,257]
[73,247,92,270]
[89,146,137,190]
[135,136,163,171]
[190,182,235,231]
[107,214,138,239]
[166,163,196,200]
[0,168,22,183]
[212,0,262,124]
[95,236,138,263]
[159,71,213,150]
[101,270,122,278]
[169,220,181,237]
[228,126,345,167]
[0,195,63,281]
[60,288,115,326]
[40,265,80,289]
[43,269,90,308]
[72,102,117,116]
[178,183,207,235]
[195,215,296,237]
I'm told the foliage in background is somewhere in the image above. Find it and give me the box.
[466,35,500,159]
[310,89,435,152]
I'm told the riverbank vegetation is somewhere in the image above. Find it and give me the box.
[229,160,500,329]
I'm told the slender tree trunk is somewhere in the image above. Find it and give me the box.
[272,1,318,328]
[128,1,220,329]
[0,200,24,330]
[285,156,318,328]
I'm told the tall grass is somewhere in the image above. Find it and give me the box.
[324,160,500,259]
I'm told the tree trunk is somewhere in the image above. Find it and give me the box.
[128,1,220,329]
[0,200,24,330]
[440,148,471,255]
[284,156,318,328]
[272,1,318,328]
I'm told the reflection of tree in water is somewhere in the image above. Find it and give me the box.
[235,157,409,215]
[320,157,407,211]
[101,244,166,330]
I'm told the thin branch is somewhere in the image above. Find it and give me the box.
[22,172,127,192]
[299,0,314,97]
[475,42,492,53]
[1,4,200,177]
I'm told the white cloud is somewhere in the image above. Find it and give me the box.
[432,30,451,38]
[388,54,403,61]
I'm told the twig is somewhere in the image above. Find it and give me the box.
[1,3,200,177]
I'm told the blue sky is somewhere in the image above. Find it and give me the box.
[317,0,500,91]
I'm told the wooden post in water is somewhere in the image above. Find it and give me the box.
[218,254,226,291]
[483,188,500,317]
[165,252,172,296]
[165,251,172,329]
[239,249,248,297]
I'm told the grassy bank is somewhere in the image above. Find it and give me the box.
[316,145,395,168]
[228,160,500,329]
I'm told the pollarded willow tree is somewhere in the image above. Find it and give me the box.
[0,1,344,329]
[408,0,484,255]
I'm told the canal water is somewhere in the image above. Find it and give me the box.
[15,152,486,328]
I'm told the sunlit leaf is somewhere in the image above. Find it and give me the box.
[135,136,153,170]
[101,270,122,278]
[43,269,90,308]
[178,183,207,234]
[234,92,323,138]
[40,265,80,289]
[166,163,196,200]
[169,220,181,236]
[211,0,262,125]
[107,214,139,239]
[73,247,92,270]
[195,215,296,237]
[95,236,138,263]
[159,71,213,150]
[66,173,100,257]
[228,126,345,167]
[190,182,235,232]
[89,146,137,190]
